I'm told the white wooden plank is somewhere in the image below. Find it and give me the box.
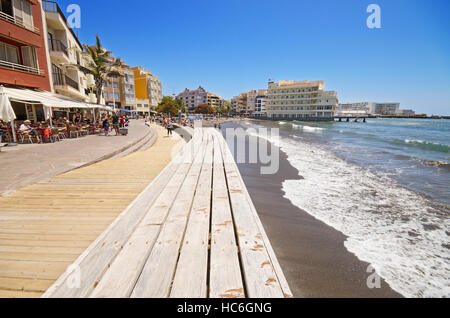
[169,134,214,298]
[216,129,293,298]
[89,149,197,297]
[42,142,191,298]
[217,129,285,298]
[209,132,245,299]
[131,133,209,298]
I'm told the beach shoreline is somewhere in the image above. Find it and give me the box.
[222,121,403,298]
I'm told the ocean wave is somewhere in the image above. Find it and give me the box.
[390,139,450,153]
[421,160,450,170]
[250,129,450,298]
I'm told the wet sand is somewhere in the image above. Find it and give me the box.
[223,122,402,298]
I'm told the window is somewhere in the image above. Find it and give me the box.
[12,0,33,28]
[0,41,19,64]
[21,46,37,68]
[0,0,13,16]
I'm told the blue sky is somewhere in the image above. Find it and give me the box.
[57,0,450,115]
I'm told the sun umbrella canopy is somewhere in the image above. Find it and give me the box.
[0,87,16,122]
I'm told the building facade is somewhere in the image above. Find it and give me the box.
[132,66,162,115]
[176,86,208,111]
[254,95,268,117]
[207,92,224,109]
[266,80,338,119]
[0,0,51,91]
[119,64,136,111]
[43,0,88,101]
[336,102,371,117]
[371,103,400,115]
[337,102,401,116]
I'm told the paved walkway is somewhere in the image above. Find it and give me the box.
[0,125,185,298]
[0,120,152,197]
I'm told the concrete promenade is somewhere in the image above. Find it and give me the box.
[0,120,153,197]
[0,125,185,297]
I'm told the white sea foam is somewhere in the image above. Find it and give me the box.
[251,130,450,298]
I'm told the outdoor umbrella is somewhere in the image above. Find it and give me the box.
[0,86,17,143]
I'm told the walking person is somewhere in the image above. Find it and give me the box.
[112,113,120,136]
[102,116,110,136]
[167,120,173,136]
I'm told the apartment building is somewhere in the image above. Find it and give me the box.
[231,92,249,115]
[120,63,136,111]
[207,92,224,109]
[336,102,372,117]
[176,86,208,111]
[337,102,401,116]
[43,0,88,101]
[254,95,268,117]
[266,80,338,119]
[0,0,51,91]
[371,103,400,115]
[132,66,162,115]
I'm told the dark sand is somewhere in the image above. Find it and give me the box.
[222,122,402,298]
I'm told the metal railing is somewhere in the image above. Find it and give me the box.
[52,72,79,91]
[0,11,40,33]
[49,39,68,56]
[0,59,43,75]
[65,75,79,90]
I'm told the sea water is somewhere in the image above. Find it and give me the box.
[240,118,449,298]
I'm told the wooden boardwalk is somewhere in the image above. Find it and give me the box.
[0,126,185,298]
[43,127,292,298]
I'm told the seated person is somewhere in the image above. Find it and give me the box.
[19,120,41,143]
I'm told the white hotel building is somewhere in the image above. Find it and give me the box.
[266,80,338,119]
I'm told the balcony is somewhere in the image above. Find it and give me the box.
[53,72,87,101]
[0,10,40,33]
[0,59,44,75]
[48,39,70,63]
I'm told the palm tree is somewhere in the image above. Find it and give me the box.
[77,34,122,104]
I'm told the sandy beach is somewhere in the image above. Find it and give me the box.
[222,121,402,298]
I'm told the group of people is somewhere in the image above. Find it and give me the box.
[101,113,129,136]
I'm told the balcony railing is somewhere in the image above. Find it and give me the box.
[0,59,43,75]
[0,11,40,33]
[53,72,79,90]
[49,39,68,56]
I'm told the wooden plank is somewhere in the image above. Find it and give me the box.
[217,129,285,298]
[42,144,187,298]
[214,129,293,298]
[131,131,208,298]
[209,132,245,299]
[89,225,160,298]
[0,277,54,293]
[169,134,214,298]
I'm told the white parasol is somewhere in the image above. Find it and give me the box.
[0,86,17,143]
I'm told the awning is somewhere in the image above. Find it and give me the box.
[119,108,134,113]
[2,87,114,111]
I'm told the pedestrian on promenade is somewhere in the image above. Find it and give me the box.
[102,116,110,136]
[112,113,120,136]
[167,121,173,136]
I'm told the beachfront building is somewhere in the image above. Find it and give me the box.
[337,102,401,116]
[398,109,415,116]
[231,92,249,116]
[266,80,338,119]
[0,0,51,92]
[43,0,88,102]
[119,63,136,112]
[176,86,208,111]
[371,103,400,116]
[247,89,268,117]
[254,95,268,117]
[132,66,162,115]
[0,0,52,122]
[336,102,372,117]
[207,92,224,109]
